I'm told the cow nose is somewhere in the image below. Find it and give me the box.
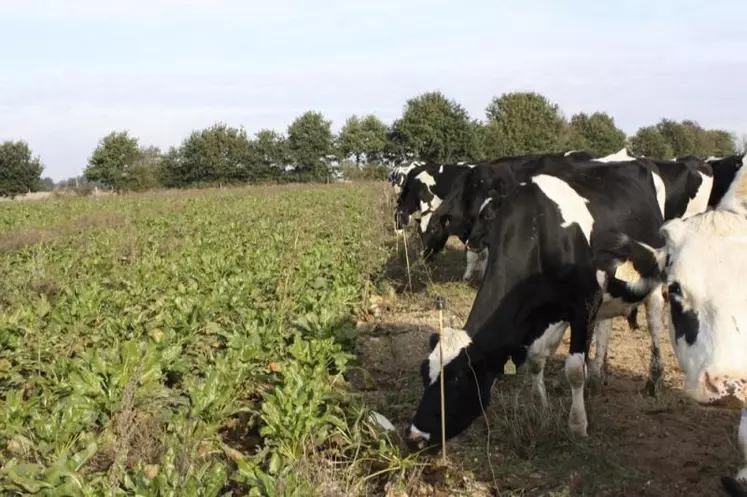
[404,425,430,451]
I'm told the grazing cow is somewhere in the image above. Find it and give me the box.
[406,159,667,449]
[389,161,426,196]
[621,155,747,495]
[419,151,597,280]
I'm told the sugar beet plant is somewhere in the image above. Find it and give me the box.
[0,184,410,496]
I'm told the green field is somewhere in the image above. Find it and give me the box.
[0,183,431,496]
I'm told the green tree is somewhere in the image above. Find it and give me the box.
[566,112,626,156]
[286,111,335,181]
[84,131,143,192]
[483,91,566,157]
[390,91,479,163]
[248,129,287,180]
[655,119,698,157]
[0,140,44,198]
[126,145,163,191]
[39,177,56,192]
[705,129,737,157]
[337,114,388,166]
[162,122,253,187]
[628,126,674,159]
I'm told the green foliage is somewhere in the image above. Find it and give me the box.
[38,177,56,192]
[566,112,627,156]
[0,140,44,198]
[628,126,674,159]
[483,92,567,157]
[287,111,335,181]
[249,129,288,178]
[390,91,480,163]
[162,122,255,188]
[84,131,144,192]
[706,129,737,157]
[337,115,388,166]
[0,184,406,495]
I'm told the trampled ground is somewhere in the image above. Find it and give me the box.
[355,217,742,496]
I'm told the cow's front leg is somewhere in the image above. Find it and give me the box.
[721,409,747,497]
[589,319,612,392]
[566,294,598,438]
[477,248,489,280]
[644,285,665,397]
[462,251,479,281]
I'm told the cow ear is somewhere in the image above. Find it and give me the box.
[660,218,687,249]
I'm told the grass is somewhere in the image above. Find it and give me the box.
[0,182,426,496]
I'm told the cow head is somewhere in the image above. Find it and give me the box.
[464,196,499,253]
[656,163,747,407]
[406,329,497,450]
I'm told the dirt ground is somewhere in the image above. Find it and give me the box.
[352,236,742,497]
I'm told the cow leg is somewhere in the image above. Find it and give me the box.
[644,285,665,397]
[462,251,479,281]
[722,409,747,496]
[565,292,599,438]
[589,319,613,392]
[526,322,568,409]
[477,248,489,280]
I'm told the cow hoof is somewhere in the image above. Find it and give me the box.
[720,475,747,497]
[569,422,588,439]
[644,378,662,398]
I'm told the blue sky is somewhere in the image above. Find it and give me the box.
[1,0,746,181]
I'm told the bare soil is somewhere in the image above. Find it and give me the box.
[352,235,741,497]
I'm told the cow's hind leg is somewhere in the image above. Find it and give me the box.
[526,322,568,409]
[644,285,665,396]
[565,291,600,438]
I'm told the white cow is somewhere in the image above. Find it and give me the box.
[643,154,747,493]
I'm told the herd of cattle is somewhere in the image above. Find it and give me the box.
[387,148,747,494]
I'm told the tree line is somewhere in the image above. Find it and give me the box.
[1,90,745,197]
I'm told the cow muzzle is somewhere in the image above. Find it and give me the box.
[404,425,431,451]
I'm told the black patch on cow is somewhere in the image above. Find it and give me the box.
[668,283,699,345]
[707,155,744,207]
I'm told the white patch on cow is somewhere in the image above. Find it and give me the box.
[593,148,637,163]
[438,165,444,174]
[597,291,638,321]
[415,171,436,188]
[661,208,747,406]
[467,163,477,168]
[651,172,667,218]
[706,156,723,162]
[565,353,588,437]
[419,212,432,233]
[564,150,580,156]
[407,424,431,442]
[478,197,492,214]
[683,172,713,219]
[527,321,568,407]
[531,174,594,244]
[427,327,472,385]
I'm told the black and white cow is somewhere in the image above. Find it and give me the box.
[406,158,668,449]
[394,160,490,278]
[389,161,426,195]
[620,154,747,495]
[418,151,597,281]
